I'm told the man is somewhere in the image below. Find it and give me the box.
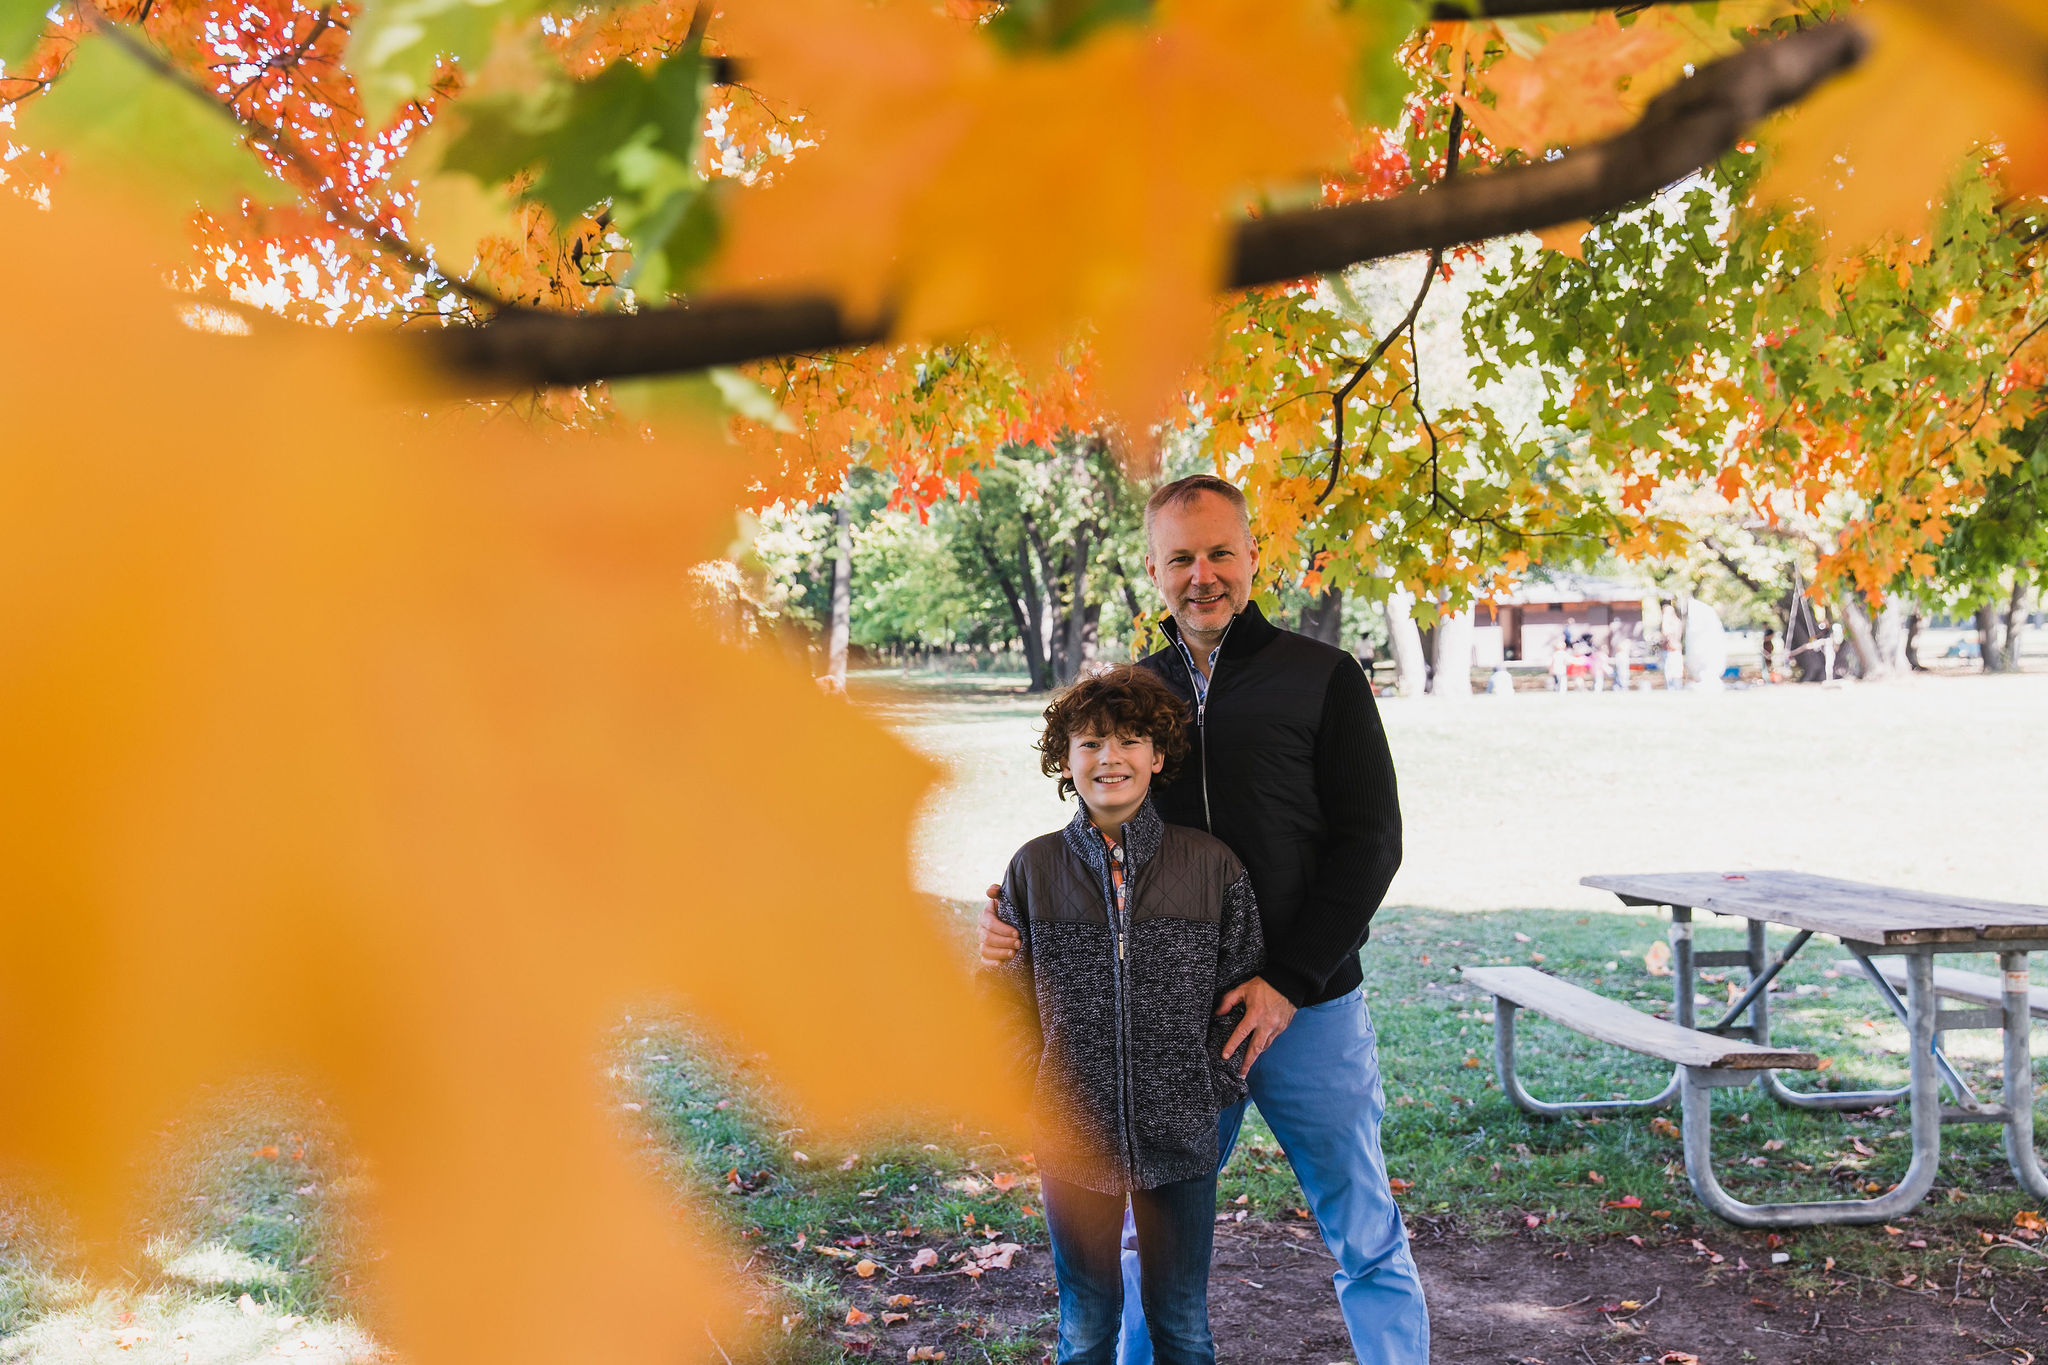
[980,474,1428,1363]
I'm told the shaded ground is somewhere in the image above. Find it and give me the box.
[835,1217,2048,1364]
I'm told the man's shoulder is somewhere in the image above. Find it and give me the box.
[1261,622,1358,672]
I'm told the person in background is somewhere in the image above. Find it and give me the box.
[1762,628,1779,684]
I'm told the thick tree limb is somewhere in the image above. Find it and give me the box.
[426,21,1866,390]
[1226,21,1864,286]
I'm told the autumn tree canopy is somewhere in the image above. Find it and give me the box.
[3,0,2046,610]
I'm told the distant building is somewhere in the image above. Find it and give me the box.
[1473,571,1652,666]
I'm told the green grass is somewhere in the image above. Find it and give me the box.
[615,1017,1060,1364]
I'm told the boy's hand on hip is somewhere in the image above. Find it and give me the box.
[1218,977,1295,1076]
[978,887,1020,967]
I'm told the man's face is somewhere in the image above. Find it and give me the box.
[1145,491,1258,638]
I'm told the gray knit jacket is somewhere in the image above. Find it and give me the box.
[991,797,1264,1193]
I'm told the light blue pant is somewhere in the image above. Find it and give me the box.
[1115,987,1430,1365]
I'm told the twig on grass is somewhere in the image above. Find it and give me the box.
[1544,1293,1595,1311]
[1991,1295,2017,1332]
[1987,1236,2048,1261]
[705,1326,736,1365]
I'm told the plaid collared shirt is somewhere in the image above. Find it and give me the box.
[1100,828,1126,916]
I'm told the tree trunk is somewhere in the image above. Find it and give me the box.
[1384,590,1426,698]
[1977,600,2002,673]
[1016,539,1053,690]
[1021,512,1065,684]
[978,532,1053,691]
[824,499,852,690]
[1905,610,1927,671]
[1839,592,1884,680]
[2002,576,2028,671]
[1874,600,1909,676]
[1101,547,1152,652]
[1430,606,1475,699]
[1297,586,1345,645]
[1061,526,1093,684]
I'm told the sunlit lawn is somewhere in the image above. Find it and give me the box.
[4,669,2045,1360]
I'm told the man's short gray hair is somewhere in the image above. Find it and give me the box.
[1143,474,1250,548]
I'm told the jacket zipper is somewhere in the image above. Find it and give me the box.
[1176,619,1232,834]
[1108,837,1143,1188]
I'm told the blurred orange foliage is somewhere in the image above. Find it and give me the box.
[0,185,1017,1365]
[718,0,1356,428]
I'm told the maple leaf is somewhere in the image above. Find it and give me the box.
[0,186,1020,1365]
[1453,13,1685,155]
[1758,1,2048,246]
[718,0,1358,428]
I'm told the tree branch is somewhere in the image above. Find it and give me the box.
[423,21,1867,390]
[1320,102,1463,506]
[1225,21,1864,287]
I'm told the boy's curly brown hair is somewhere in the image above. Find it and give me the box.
[1036,665,1191,802]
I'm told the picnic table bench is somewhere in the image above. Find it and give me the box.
[1460,871,2048,1228]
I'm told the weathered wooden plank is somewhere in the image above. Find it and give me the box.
[1581,870,2048,945]
[1872,960,2048,1021]
[1460,966,1821,1071]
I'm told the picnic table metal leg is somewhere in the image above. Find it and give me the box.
[1851,948,1977,1105]
[1998,950,2048,1200]
[1490,998,1679,1117]
[1681,953,1942,1227]
[1753,932,1911,1111]
[1671,907,1694,1028]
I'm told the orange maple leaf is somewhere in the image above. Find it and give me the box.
[1758,0,2048,246]
[718,0,1356,426]
[0,188,1019,1365]
[1453,14,1685,156]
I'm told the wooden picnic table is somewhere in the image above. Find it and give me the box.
[1485,871,2048,1228]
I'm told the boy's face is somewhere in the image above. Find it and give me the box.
[1061,728,1164,828]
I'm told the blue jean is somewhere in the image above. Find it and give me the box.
[1042,1172,1217,1365]
[1115,988,1430,1365]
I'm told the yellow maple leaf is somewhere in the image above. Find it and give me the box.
[0,187,1018,1365]
[719,0,1356,428]
[1758,0,2048,246]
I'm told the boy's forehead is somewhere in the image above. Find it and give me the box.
[1069,723,1147,741]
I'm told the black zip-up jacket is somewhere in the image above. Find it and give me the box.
[991,797,1264,1194]
[1139,601,1402,1008]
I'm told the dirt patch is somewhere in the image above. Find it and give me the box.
[837,1219,2047,1363]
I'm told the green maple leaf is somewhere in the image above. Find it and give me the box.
[14,35,290,211]
[350,0,563,119]
[439,50,714,296]
[1,0,48,66]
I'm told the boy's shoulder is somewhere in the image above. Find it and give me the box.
[1004,828,1072,878]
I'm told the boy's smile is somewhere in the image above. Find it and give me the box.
[1061,729,1164,836]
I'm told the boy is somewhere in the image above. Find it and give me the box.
[988,666,1263,1365]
